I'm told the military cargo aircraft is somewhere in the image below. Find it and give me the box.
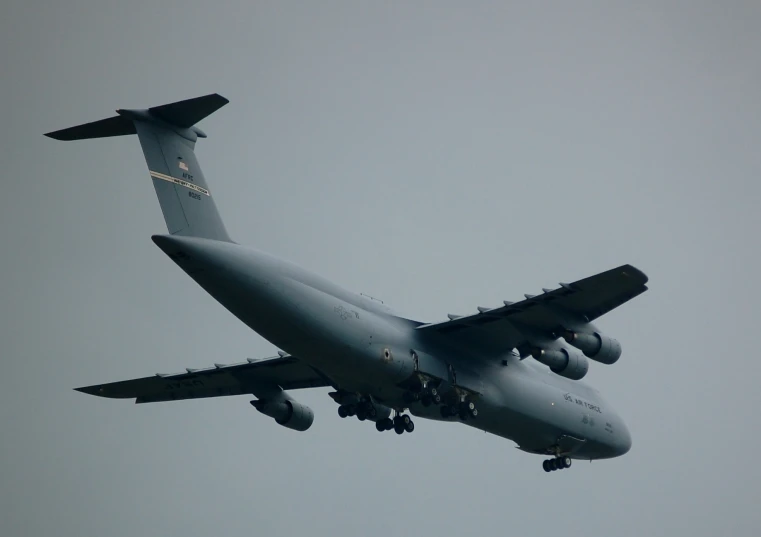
[46,94,647,472]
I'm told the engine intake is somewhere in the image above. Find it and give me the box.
[250,398,314,431]
[563,331,621,364]
[531,347,589,380]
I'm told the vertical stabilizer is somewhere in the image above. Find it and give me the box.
[45,94,232,242]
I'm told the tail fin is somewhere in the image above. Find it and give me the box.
[45,94,232,242]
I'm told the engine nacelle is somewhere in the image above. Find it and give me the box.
[563,331,621,365]
[250,399,314,431]
[531,347,589,380]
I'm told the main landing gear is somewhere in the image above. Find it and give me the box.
[337,399,377,421]
[375,414,415,434]
[440,399,478,421]
[404,386,442,407]
[543,457,572,472]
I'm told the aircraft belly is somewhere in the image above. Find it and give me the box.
[175,251,412,395]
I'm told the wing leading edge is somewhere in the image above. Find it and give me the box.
[75,354,332,404]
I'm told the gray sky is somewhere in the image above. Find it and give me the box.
[2,1,760,536]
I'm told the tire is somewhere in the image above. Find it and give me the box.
[562,457,572,469]
[543,460,551,472]
[405,420,415,433]
[337,406,347,418]
[421,396,432,407]
[357,410,367,421]
[395,424,405,435]
[432,394,441,404]
[401,415,411,426]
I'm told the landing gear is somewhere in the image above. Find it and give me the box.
[376,418,394,432]
[393,414,414,434]
[338,400,377,421]
[373,413,415,434]
[543,456,572,472]
[404,386,441,407]
[337,404,356,418]
[439,398,478,421]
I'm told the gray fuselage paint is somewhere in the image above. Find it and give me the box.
[152,234,632,460]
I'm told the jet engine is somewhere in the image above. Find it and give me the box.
[531,347,589,380]
[563,331,622,365]
[250,398,314,431]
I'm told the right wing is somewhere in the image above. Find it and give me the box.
[75,354,332,403]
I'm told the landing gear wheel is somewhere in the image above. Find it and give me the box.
[376,420,387,432]
[405,419,415,433]
[421,396,432,407]
[470,408,478,418]
[561,456,572,469]
[543,460,551,472]
[401,415,412,427]
[346,405,356,417]
[356,409,367,421]
[394,423,405,434]
[338,405,348,418]
[432,393,442,405]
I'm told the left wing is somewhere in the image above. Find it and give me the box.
[416,264,648,354]
[75,354,332,403]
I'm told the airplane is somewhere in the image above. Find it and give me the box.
[46,94,648,473]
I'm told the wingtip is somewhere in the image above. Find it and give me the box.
[44,130,68,140]
[74,384,127,398]
[621,264,649,285]
[74,385,102,396]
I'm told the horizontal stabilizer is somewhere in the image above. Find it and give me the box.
[147,93,229,129]
[44,115,136,141]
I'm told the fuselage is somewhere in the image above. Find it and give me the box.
[153,234,632,460]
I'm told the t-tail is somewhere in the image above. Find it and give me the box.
[45,94,232,242]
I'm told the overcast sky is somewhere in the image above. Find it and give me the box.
[2,1,761,536]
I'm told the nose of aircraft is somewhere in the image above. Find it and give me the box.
[616,420,633,456]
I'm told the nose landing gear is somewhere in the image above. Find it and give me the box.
[543,456,572,472]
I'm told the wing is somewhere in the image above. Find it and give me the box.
[75,354,332,403]
[416,264,648,353]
